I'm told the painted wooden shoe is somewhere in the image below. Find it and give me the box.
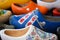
[11,1,37,15]
[0,10,12,23]
[10,9,60,33]
[0,25,57,40]
[9,9,44,29]
[11,1,48,15]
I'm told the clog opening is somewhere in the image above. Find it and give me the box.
[4,27,29,37]
[41,0,56,3]
[44,16,60,22]
[14,3,28,7]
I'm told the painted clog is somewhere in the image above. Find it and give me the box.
[53,8,60,16]
[37,0,60,9]
[11,1,37,15]
[11,1,48,15]
[10,9,60,33]
[9,9,44,29]
[0,25,57,40]
[0,0,31,9]
[0,10,12,23]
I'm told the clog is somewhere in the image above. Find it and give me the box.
[10,9,60,33]
[53,8,60,16]
[0,25,57,40]
[9,9,44,29]
[11,1,37,15]
[11,1,48,15]
[0,0,31,9]
[0,10,12,23]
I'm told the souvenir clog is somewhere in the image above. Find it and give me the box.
[37,0,60,9]
[10,9,60,33]
[0,0,31,9]
[0,25,57,40]
[0,10,12,23]
[11,1,48,15]
[53,8,60,16]
[9,9,45,29]
[11,1,37,15]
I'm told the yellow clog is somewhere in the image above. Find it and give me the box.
[0,0,31,9]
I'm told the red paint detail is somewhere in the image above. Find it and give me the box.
[20,18,24,23]
[27,22,32,26]
[25,15,29,18]
[32,17,36,21]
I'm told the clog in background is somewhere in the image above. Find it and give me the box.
[53,8,60,16]
[0,25,57,40]
[0,10,12,23]
[37,0,60,9]
[0,0,31,9]
[10,9,60,33]
[11,1,37,15]
[11,1,48,15]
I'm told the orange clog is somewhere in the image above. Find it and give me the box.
[11,1,37,15]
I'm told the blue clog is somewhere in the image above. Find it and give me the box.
[10,9,60,33]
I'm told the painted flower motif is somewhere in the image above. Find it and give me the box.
[31,31,36,35]
[34,35,40,40]
[26,27,57,40]
[26,35,32,40]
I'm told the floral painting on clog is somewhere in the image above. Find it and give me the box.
[26,27,57,40]
[0,25,57,40]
